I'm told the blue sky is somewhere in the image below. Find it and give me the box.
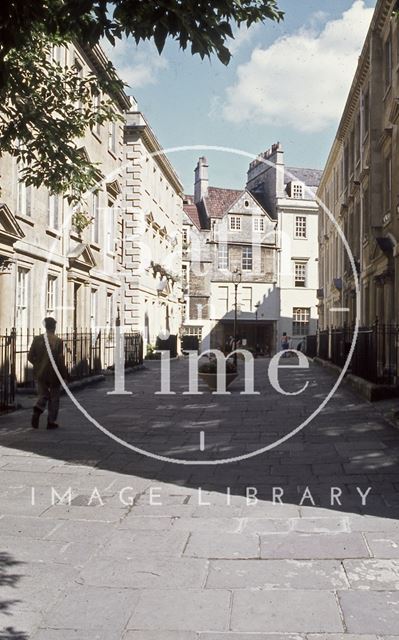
[103,0,376,193]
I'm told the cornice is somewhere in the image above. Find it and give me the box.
[76,42,131,112]
[125,112,184,196]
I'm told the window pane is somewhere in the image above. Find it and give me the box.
[292,307,310,335]
[294,262,306,287]
[295,216,306,238]
[253,217,264,232]
[218,244,228,269]
[230,216,241,230]
[242,246,253,271]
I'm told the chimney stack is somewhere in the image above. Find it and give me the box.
[194,156,209,203]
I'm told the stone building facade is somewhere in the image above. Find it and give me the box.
[318,0,399,331]
[0,43,130,342]
[123,110,184,351]
[182,157,280,354]
[183,149,321,354]
[247,143,321,348]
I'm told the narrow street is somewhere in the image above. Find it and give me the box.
[1,357,399,638]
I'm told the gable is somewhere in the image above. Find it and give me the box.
[0,202,25,255]
[226,190,273,220]
[67,243,97,273]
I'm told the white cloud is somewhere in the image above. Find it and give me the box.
[222,1,374,132]
[229,22,262,54]
[102,38,168,90]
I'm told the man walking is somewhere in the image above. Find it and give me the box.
[28,317,68,429]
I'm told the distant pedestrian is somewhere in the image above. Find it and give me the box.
[28,317,68,430]
[281,332,290,358]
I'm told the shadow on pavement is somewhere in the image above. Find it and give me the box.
[0,552,27,640]
[1,358,399,521]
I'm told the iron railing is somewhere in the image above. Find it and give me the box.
[0,328,143,405]
[305,322,399,385]
[0,330,16,412]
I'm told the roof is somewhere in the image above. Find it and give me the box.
[285,167,323,188]
[183,203,202,229]
[203,187,243,218]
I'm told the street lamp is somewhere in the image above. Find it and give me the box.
[232,268,242,364]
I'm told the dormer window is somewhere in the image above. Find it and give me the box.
[288,181,304,199]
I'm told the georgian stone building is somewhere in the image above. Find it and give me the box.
[183,149,320,353]
[318,0,399,331]
[122,110,184,351]
[247,143,321,348]
[0,43,130,339]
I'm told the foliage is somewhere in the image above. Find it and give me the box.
[0,32,124,204]
[145,343,161,360]
[0,1,283,198]
[71,210,93,234]
[0,1,284,70]
[198,355,237,373]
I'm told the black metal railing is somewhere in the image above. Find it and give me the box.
[0,330,16,412]
[1,328,144,402]
[305,322,399,385]
[303,334,317,358]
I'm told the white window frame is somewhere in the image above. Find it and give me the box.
[16,267,30,330]
[16,162,32,217]
[185,326,202,341]
[106,200,115,253]
[92,192,100,244]
[294,261,307,287]
[253,217,265,233]
[229,216,241,231]
[293,307,310,335]
[295,215,307,239]
[240,286,252,312]
[90,288,98,332]
[48,193,60,229]
[74,57,84,110]
[218,244,229,270]
[108,120,116,153]
[106,292,114,333]
[46,275,58,316]
[242,246,253,271]
[217,286,229,314]
[291,182,304,199]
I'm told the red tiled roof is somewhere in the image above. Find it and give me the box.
[183,203,202,229]
[204,186,243,218]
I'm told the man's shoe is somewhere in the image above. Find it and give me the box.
[47,422,59,430]
[31,408,42,429]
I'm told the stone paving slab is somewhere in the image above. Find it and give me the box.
[31,630,113,640]
[338,591,399,634]
[41,585,139,635]
[230,590,344,632]
[206,559,348,590]
[126,589,231,632]
[199,635,305,640]
[363,532,399,558]
[184,531,260,559]
[103,529,189,558]
[343,559,399,589]
[260,533,370,559]
[123,633,197,640]
[80,556,208,589]
[1,359,399,637]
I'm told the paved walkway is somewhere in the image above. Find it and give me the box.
[1,357,399,638]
